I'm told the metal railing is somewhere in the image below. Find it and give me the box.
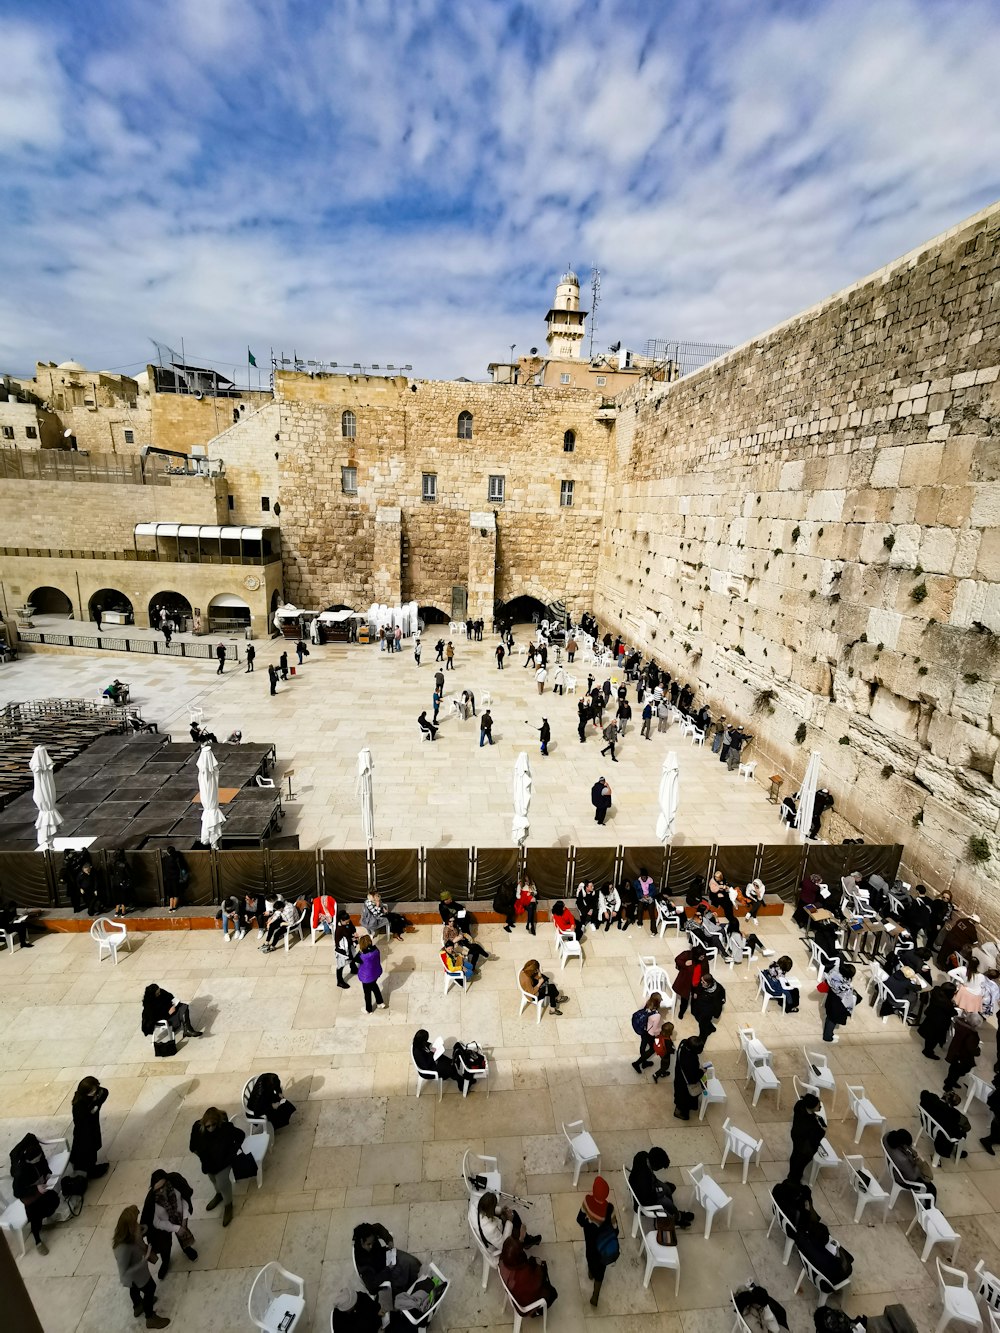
[0,449,222,487]
[0,545,279,565]
[15,630,242,660]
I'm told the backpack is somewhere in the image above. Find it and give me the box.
[594,1218,620,1263]
[631,1007,650,1036]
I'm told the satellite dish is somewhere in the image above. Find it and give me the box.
[610,341,621,353]
[529,347,538,355]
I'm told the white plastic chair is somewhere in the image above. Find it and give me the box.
[91,916,130,964]
[961,1075,992,1116]
[442,960,467,995]
[758,969,791,1014]
[655,900,683,937]
[746,1061,781,1109]
[720,1118,763,1184]
[517,969,549,1022]
[282,905,307,952]
[808,942,837,982]
[802,1049,837,1094]
[555,926,583,969]
[0,1137,70,1257]
[935,1260,983,1333]
[739,760,757,781]
[766,1194,798,1264]
[794,1252,851,1307]
[690,727,706,747]
[481,690,492,707]
[188,704,204,724]
[699,1072,727,1122]
[255,775,276,788]
[738,1026,772,1078]
[731,1291,754,1333]
[806,1137,841,1187]
[241,1117,271,1189]
[685,1163,733,1239]
[639,1213,680,1293]
[726,935,753,971]
[150,1018,178,1055]
[622,1160,670,1239]
[468,1195,500,1290]
[641,965,671,1001]
[455,1045,489,1098]
[846,1084,886,1144]
[843,1154,890,1223]
[906,1192,961,1264]
[0,915,26,953]
[242,1076,271,1134]
[500,1266,548,1331]
[566,675,577,693]
[563,1120,600,1187]
[248,1261,305,1333]
[975,1259,1000,1313]
[876,979,910,1025]
[462,1150,500,1197]
[412,1050,445,1099]
[916,1105,964,1167]
[882,1143,922,1210]
[396,1262,449,1327]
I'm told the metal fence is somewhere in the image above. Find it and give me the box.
[15,631,242,660]
[0,843,904,910]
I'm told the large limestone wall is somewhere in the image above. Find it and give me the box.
[150,388,273,455]
[596,201,1000,907]
[273,373,610,613]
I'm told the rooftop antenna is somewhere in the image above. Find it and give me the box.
[589,266,601,359]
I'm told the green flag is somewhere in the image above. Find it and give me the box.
[248,348,257,367]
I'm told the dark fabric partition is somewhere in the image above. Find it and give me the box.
[804,844,850,887]
[122,851,162,907]
[665,845,712,895]
[713,845,759,889]
[524,847,570,899]
[323,849,371,903]
[758,844,806,903]
[620,846,667,890]
[372,849,419,900]
[472,848,519,901]
[269,850,319,900]
[0,851,52,908]
[845,844,904,884]
[426,849,472,899]
[216,850,264,904]
[572,847,617,890]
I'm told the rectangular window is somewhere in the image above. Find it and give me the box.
[1,426,13,439]
[261,496,270,511]
[25,425,38,439]
[488,475,505,504]
[560,479,575,507]
[227,494,235,510]
[560,373,571,384]
[596,376,607,386]
[341,465,357,494]
[421,472,437,502]
[124,428,134,444]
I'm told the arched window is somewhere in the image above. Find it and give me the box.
[457,411,473,440]
[342,410,356,439]
[563,429,576,452]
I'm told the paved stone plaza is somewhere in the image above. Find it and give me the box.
[3,911,1000,1332]
[0,630,796,849]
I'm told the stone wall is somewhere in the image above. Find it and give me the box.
[273,372,611,613]
[150,388,273,455]
[204,401,282,526]
[595,200,1000,909]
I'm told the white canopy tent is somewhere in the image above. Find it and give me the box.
[795,750,822,844]
[197,745,226,848]
[30,745,63,851]
[512,751,532,846]
[655,751,680,845]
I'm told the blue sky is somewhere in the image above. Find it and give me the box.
[1,0,998,382]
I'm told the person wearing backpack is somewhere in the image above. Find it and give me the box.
[576,1175,619,1307]
[631,992,663,1074]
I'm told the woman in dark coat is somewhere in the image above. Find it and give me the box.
[110,850,134,918]
[576,1175,618,1308]
[690,974,726,1041]
[352,1222,421,1297]
[141,984,202,1038]
[918,981,958,1058]
[412,1029,472,1093]
[673,1035,706,1121]
[246,1072,296,1130]
[671,944,709,1020]
[787,1094,826,1182]
[943,1013,982,1092]
[936,913,979,969]
[161,847,188,914]
[69,1076,110,1177]
[492,882,517,932]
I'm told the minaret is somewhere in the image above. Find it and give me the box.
[545,268,588,359]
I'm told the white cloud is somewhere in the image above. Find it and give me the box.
[0,24,65,152]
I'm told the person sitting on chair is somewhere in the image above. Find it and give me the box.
[795,1216,854,1291]
[498,1236,558,1313]
[246,1072,296,1130]
[189,722,218,745]
[141,985,202,1039]
[918,1088,970,1160]
[882,1127,936,1200]
[733,1282,790,1332]
[442,918,490,968]
[417,710,438,741]
[470,1190,541,1258]
[259,897,299,952]
[627,1147,693,1227]
[412,1029,473,1093]
[352,1222,421,1298]
[0,897,32,948]
[551,899,584,941]
[760,957,799,1012]
[519,959,565,1016]
[441,939,475,987]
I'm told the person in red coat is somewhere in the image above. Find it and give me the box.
[499,1236,558,1313]
[672,944,710,1020]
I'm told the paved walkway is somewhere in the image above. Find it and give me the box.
[3,911,995,1332]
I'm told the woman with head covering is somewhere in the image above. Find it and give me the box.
[411,1029,472,1093]
[140,1169,197,1278]
[112,1204,170,1328]
[787,1093,826,1183]
[917,979,958,1058]
[246,1072,296,1130]
[69,1075,109,1178]
[671,943,709,1021]
[673,1034,707,1121]
[821,961,859,1043]
[188,1106,245,1228]
[351,1222,421,1297]
[141,984,202,1039]
[576,1175,619,1307]
[330,1287,382,1332]
[498,1235,558,1313]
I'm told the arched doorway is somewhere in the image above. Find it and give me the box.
[499,594,552,627]
[89,588,134,625]
[28,586,73,617]
[148,591,193,630]
[417,604,449,629]
[208,593,251,631]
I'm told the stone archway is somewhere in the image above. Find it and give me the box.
[88,588,134,624]
[417,604,450,628]
[28,586,73,617]
[148,591,193,629]
[208,593,251,630]
[498,593,553,627]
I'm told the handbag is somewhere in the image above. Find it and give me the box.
[655,1218,677,1246]
[816,980,830,993]
[232,1150,258,1181]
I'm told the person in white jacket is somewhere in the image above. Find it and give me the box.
[598,883,622,932]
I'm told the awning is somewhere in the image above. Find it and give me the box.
[134,523,267,539]
[318,609,360,622]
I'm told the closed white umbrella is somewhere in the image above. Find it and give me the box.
[30,745,62,851]
[655,750,680,845]
[512,751,532,846]
[795,750,822,844]
[356,747,375,844]
[197,744,226,848]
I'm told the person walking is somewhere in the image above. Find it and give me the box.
[113,1206,170,1328]
[617,698,632,735]
[432,688,442,723]
[657,698,670,732]
[651,1020,676,1083]
[445,641,455,670]
[140,1170,198,1278]
[577,698,589,744]
[295,638,308,665]
[357,934,386,1012]
[279,650,289,680]
[162,621,172,649]
[434,667,445,695]
[631,992,662,1073]
[188,1107,245,1228]
[691,974,726,1042]
[538,719,551,756]
[576,1176,619,1308]
[943,1013,982,1092]
[821,962,859,1043]
[918,980,958,1058]
[535,665,547,694]
[566,634,578,663]
[245,643,255,673]
[495,643,505,669]
[435,638,445,662]
[673,1034,707,1120]
[525,642,537,669]
[480,710,494,747]
[600,721,619,762]
[413,636,421,666]
[786,1093,826,1182]
[215,643,225,674]
[268,663,278,696]
[641,701,654,739]
[591,777,612,824]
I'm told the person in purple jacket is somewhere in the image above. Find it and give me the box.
[356,935,386,1013]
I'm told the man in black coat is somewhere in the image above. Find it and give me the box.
[786,1094,826,1182]
[591,778,612,825]
[690,974,726,1041]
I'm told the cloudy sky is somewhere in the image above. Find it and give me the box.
[1,0,998,383]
